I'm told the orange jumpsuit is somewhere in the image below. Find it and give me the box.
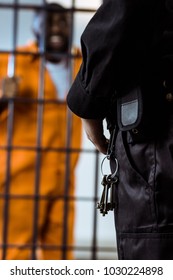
[0,42,82,259]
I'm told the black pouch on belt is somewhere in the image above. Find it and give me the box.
[116,84,166,143]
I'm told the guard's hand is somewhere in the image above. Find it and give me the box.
[82,118,108,154]
[0,76,20,98]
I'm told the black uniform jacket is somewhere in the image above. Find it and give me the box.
[67,0,173,120]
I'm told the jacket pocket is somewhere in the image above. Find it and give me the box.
[121,131,156,188]
[114,132,156,231]
[118,232,173,260]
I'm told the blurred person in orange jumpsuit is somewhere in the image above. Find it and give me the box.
[0,2,81,259]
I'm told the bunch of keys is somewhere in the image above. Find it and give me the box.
[97,127,119,216]
[97,157,119,216]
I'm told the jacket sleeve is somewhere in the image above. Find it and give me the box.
[67,0,149,119]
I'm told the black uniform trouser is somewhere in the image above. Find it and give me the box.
[113,112,173,259]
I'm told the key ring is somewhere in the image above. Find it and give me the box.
[101,155,118,178]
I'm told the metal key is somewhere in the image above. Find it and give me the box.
[102,177,111,216]
[107,174,118,211]
[97,175,109,215]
